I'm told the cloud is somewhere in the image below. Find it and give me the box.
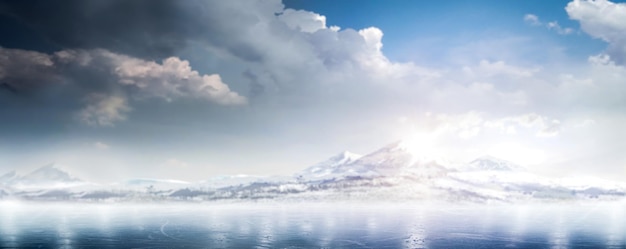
[278,9,329,33]
[0,0,195,59]
[0,47,57,91]
[61,49,247,105]
[546,21,575,35]
[548,54,626,112]
[1,0,439,102]
[523,13,574,35]
[425,112,562,138]
[463,60,540,78]
[77,94,130,127]
[0,47,246,126]
[523,14,541,26]
[566,0,626,63]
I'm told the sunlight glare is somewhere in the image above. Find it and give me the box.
[400,131,442,163]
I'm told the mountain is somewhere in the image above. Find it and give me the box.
[348,141,449,178]
[297,141,451,182]
[2,164,84,190]
[0,142,624,203]
[119,178,191,191]
[298,151,363,180]
[19,164,81,184]
[200,175,285,189]
[462,156,524,171]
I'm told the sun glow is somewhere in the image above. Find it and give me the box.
[400,132,443,163]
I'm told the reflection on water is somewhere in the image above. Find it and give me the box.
[0,201,624,248]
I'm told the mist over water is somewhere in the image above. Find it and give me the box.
[0,201,624,248]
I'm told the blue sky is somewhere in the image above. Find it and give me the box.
[285,0,608,64]
[1,0,626,182]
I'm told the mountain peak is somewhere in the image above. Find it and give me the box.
[21,163,81,183]
[466,155,524,171]
[298,150,364,180]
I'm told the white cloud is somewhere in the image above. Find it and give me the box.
[77,94,131,127]
[491,113,562,137]
[523,13,575,35]
[550,54,626,112]
[210,4,441,95]
[278,9,328,33]
[463,60,540,78]
[523,14,541,26]
[546,21,575,35]
[566,0,626,63]
[57,49,247,105]
[426,112,562,138]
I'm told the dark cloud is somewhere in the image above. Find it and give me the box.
[0,0,285,62]
[0,0,191,59]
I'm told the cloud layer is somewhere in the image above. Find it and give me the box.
[1,0,626,181]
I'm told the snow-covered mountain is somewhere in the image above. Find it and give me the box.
[462,156,524,171]
[298,151,363,180]
[298,141,450,181]
[200,175,294,189]
[20,164,81,183]
[0,164,84,190]
[117,178,191,191]
[0,143,624,202]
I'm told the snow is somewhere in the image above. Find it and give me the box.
[200,175,266,189]
[0,144,624,203]
[462,155,525,171]
[1,164,86,190]
[298,151,366,180]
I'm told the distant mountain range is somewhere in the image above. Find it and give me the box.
[0,164,83,189]
[1,141,624,202]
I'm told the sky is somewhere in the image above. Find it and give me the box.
[1,0,626,182]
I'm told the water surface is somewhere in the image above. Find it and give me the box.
[0,201,624,248]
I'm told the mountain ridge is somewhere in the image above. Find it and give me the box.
[0,143,624,202]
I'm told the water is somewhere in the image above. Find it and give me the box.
[0,201,624,248]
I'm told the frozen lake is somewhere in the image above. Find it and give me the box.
[0,201,624,248]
